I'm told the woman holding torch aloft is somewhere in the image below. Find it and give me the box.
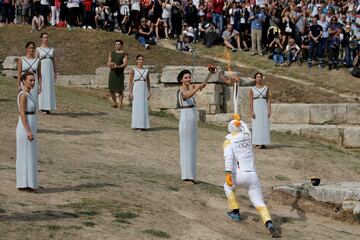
[177,69,207,184]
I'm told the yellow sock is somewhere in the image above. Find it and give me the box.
[227,191,240,210]
[255,206,272,224]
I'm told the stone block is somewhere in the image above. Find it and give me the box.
[271,104,310,124]
[300,125,344,145]
[347,104,360,124]
[149,87,178,109]
[270,124,302,135]
[274,182,360,205]
[2,69,17,78]
[308,182,360,204]
[240,77,256,86]
[95,67,110,76]
[309,104,348,124]
[95,65,156,76]
[56,75,93,86]
[205,113,233,126]
[354,202,360,215]
[342,200,356,211]
[195,84,223,114]
[343,127,360,148]
[2,56,18,70]
[91,75,108,86]
[160,66,220,84]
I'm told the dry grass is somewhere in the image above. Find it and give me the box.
[0,25,217,75]
[1,25,358,103]
[198,44,360,98]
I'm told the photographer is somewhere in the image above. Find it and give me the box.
[200,22,221,48]
[269,37,284,66]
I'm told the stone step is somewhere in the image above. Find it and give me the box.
[270,124,360,148]
[273,182,360,215]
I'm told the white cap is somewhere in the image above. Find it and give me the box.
[228,120,241,133]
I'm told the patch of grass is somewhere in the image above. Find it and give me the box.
[114,211,138,220]
[113,211,138,224]
[0,208,5,214]
[82,221,95,227]
[47,225,61,231]
[150,110,171,118]
[196,181,224,196]
[143,229,171,238]
[275,175,290,181]
[114,219,131,224]
[353,166,360,174]
[167,186,180,192]
[353,213,360,223]
[78,210,98,216]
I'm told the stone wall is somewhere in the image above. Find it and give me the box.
[271,103,360,125]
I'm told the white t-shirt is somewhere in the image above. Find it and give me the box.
[40,0,49,5]
[162,3,172,19]
[131,0,141,12]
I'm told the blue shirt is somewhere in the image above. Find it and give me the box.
[250,12,265,30]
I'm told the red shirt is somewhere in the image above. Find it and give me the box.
[212,0,224,14]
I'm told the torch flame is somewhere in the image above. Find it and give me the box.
[224,48,232,72]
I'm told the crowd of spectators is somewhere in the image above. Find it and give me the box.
[1,0,360,74]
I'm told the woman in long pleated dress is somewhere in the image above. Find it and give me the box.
[128,55,151,130]
[36,32,56,114]
[16,72,39,191]
[177,69,206,184]
[17,41,42,104]
[249,72,272,149]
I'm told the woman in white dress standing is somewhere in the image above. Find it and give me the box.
[249,72,271,149]
[128,55,151,130]
[36,32,56,114]
[178,69,206,184]
[16,72,39,191]
[17,41,42,104]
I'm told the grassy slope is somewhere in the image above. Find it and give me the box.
[0,24,357,103]
[0,25,214,75]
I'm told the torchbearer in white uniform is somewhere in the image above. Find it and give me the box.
[223,114,281,238]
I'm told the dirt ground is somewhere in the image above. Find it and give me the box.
[1,76,360,240]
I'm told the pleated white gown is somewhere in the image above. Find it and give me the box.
[179,94,197,180]
[251,86,271,145]
[37,47,56,111]
[131,67,150,129]
[21,57,40,104]
[16,92,38,189]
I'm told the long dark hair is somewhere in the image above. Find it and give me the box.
[254,72,263,79]
[177,69,191,84]
[25,41,35,48]
[21,71,34,82]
